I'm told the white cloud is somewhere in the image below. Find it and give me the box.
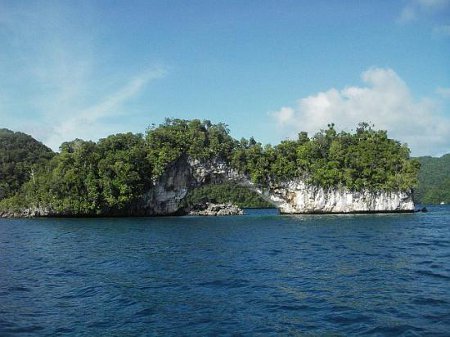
[398,0,450,39]
[0,2,167,150]
[271,67,450,156]
[417,0,450,9]
[437,87,450,98]
[398,0,450,23]
[44,67,166,150]
[399,5,418,22]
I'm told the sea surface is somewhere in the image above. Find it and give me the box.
[1,206,449,336]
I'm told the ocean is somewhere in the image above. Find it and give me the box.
[1,206,449,336]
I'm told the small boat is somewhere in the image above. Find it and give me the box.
[441,201,446,205]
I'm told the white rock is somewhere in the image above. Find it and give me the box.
[144,157,414,215]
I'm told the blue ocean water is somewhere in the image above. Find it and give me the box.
[0,206,449,336]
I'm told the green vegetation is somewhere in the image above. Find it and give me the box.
[0,120,420,215]
[146,119,235,179]
[17,133,152,215]
[414,154,450,204]
[0,129,54,200]
[183,182,273,209]
[232,123,419,191]
[1,119,237,215]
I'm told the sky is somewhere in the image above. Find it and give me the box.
[0,0,449,156]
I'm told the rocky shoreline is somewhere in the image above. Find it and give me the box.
[187,202,244,216]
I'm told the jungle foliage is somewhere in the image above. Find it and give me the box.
[414,154,450,204]
[0,120,420,214]
[183,182,273,209]
[232,123,419,191]
[146,119,235,179]
[0,129,54,200]
[17,133,152,215]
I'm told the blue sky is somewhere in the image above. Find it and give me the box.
[0,0,449,155]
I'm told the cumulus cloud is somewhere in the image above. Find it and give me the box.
[271,67,450,156]
[437,87,450,98]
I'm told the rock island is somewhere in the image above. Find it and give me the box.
[0,120,419,217]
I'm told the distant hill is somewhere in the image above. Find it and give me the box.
[0,129,54,200]
[414,154,450,204]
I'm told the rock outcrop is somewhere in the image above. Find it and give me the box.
[140,156,415,215]
[0,206,54,218]
[139,157,244,215]
[257,180,414,214]
[1,156,415,217]
[187,202,244,216]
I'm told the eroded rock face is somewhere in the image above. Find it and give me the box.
[140,157,247,215]
[188,202,244,216]
[256,180,414,214]
[0,206,55,218]
[142,157,415,215]
[140,157,193,215]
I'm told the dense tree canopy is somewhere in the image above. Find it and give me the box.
[0,120,421,214]
[414,154,450,204]
[146,119,235,179]
[18,133,152,215]
[183,182,273,209]
[0,129,54,200]
[231,123,419,191]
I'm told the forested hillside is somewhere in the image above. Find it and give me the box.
[415,154,450,204]
[0,129,54,200]
[183,182,273,209]
[0,119,420,215]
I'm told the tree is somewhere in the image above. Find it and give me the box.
[0,129,54,200]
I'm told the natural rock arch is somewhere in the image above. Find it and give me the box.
[140,157,272,215]
[140,157,414,215]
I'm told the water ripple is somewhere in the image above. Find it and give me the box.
[0,206,449,336]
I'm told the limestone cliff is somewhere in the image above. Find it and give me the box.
[1,156,415,217]
[141,156,414,215]
[257,180,414,214]
[140,157,240,215]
